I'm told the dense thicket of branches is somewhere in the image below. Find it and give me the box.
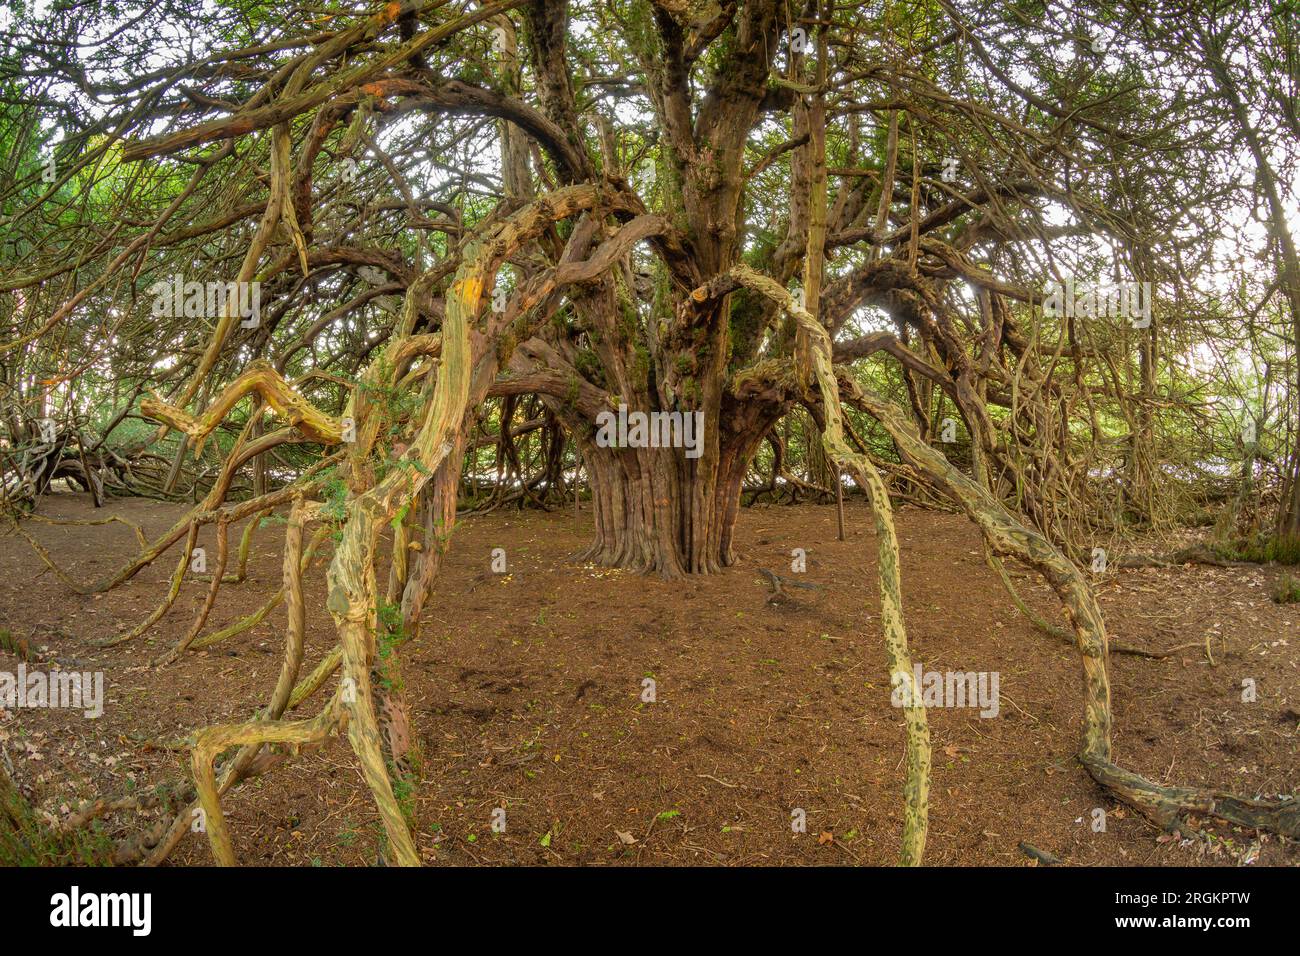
[1,0,1297,864]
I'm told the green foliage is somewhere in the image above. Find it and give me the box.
[1218,536,1300,566]
[321,474,350,524]
[1271,573,1300,604]
[0,770,115,866]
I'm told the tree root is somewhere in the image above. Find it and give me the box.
[1083,756,1300,837]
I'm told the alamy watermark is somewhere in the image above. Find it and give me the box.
[595,404,705,459]
[148,274,261,327]
[50,886,150,936]
[1,664,103,718]
[891,664,1000,717]
[1043,278,1152,328]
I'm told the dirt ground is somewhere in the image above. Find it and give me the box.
[1,489,1297,866]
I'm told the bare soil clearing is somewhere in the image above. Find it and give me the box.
[1,492,1296,866]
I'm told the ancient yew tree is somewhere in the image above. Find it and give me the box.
[1,0,1297,864]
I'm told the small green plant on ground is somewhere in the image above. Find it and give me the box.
[1272,573,1300,604]
[0,766,115,865]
